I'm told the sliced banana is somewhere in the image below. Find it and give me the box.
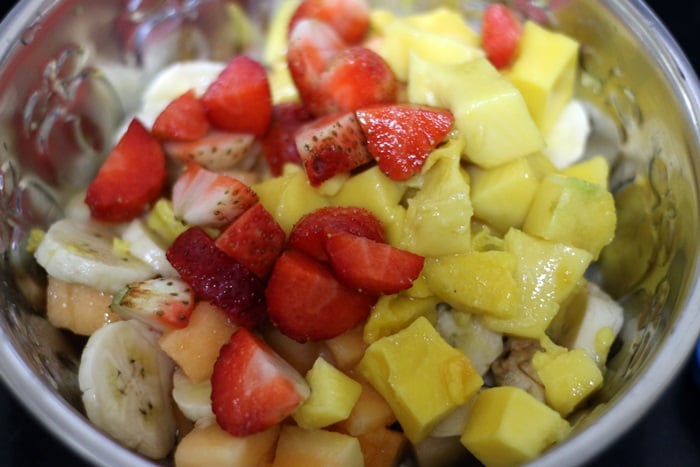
[79,319,176,459]
[172,367,215,423]
[34,218,156,293]
[122,219,179,277]
[544,99,591,169]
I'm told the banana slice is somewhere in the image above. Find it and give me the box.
[122,219,179,277]
[79,319,176,459]
[172,367,215,423]
[34,218,156,293]
[544,99,591,169]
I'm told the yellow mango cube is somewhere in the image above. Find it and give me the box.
[506,21,580,134]
[358,317,483,443]
[363,294,439,344]
[293,357,363,430]
[404,7,480,44]
[461,386,570,467]
[273,425,364,467]
[523,174,616,259]
[561,155,609,188]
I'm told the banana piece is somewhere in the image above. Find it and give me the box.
[543,99,591,169]
[34,218,156,293]
[79,319,176,459]
[172,367,215,423]
[122,219,179,277]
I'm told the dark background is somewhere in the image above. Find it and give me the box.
[1,1,699,466]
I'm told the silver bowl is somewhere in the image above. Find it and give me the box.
[0,0,698,466]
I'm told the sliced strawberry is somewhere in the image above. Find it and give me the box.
[325,231,425,295]
[171,162,258,228]
[295,111,372,186]
[166,227,266,328]
[85,119,166,222]
[355,104,455,181]
[260,102,314,176]
[289,0,370,44]
[481,4,522,69]
[287,206,385,262]
[201,55,273,136]
[215,203,286,280]
[265,249,377,342]
[321,46,398,113]
[211,327,310,436]
[163,130,256,172]
[151,89,209,142]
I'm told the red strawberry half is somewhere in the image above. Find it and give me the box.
[265,249,377,342]
[289,0,370,44]
[355,103,455,181]
[164,130,256,172]
[261,102,314,176]
[166,226,266,328]
[287,205,385,261]
[325,231,425,295]
[211,327,310,436]
[85,119,166,222]
[295,111,372,186]
[481,4,522,69]
[151,89,209,142]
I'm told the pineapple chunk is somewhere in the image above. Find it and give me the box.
[358,317,483,443]
[146,198,188,245]
[403,7,480,44]
[293,357,363,430]
[363,294,439,345]
[334,375,397,436]
[523,173,616,259]
[357,427,408,467]
[158,301,237,382]
[561,155,609,188]
[408,55,543,168]
[532,347,603,416]
[506,21,580,134]
[468,152,556,233]
[46,276,120,336]
[272,425,364,467]
[460,386,570,467]
[262,0,299,65]
[175,422,279,467]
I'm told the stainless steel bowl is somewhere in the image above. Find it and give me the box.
[0,1,699,466]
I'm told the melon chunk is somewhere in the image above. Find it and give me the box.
[272,425,364,467]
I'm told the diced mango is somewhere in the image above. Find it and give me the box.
[358,316,483,443]
[561,155,609,188]
[408,55,544,168]
[469,152,556,233]
[423,250,520,319]
[272,425,364,467]
[532,346,603,416]
[293,357,363,430]
[523,173,616,259]
[262,0,299,65]
[461,386,570,467]
[363,294,439,345]
[404,7,480,44]
[506,21,580,134]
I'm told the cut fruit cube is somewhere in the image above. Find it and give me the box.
[272,425,364,467]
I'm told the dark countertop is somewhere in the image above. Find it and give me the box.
[0,1,699,466]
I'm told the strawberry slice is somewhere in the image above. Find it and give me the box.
[481,4,522,69]
[166,227,266,328]
[288,206,385,262]
[211,327,310,436]
[85,119,166,222]
[163,130,256,172]
[295,111,373,186]
[260,102,314,176]
[325,231,425,295]
[265,249,377,342]
[171,162,258,228]
[201,55,273,136]
[289,0,370,44]
[355,104,455,181]
[151,89,209,142]
[215,203,286,279]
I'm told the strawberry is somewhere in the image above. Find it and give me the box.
[287,206,385,262]
[481,4,522,69]
[215,203,286,279]
[260,102,314,176]
[289,0,370,44]
[201,55,273,136]
[265,249,377,342]
[295,111,373,186]
[166,226,266,328]
[151,89,209,142]
[85,119,166,222]
[171,162,258,228]
[355,104,455,181]
[211,327,310,436]
[325,231,425,295]
[163,130,256,172]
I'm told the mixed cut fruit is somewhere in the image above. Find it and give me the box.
[31,0,623,466]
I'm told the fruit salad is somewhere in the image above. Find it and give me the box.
[31,0,622,466]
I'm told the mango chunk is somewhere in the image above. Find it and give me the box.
[363,294,439,344]
[272,425,364,467]
[522,173,616,259]
[358,316,483,443]
[461,386,570,467]
[408,55,544,168]
[506,21,580,134]
[561,155,609,188]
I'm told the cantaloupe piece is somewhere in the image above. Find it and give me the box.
[272,425,364,467]
[46,276,120,336]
